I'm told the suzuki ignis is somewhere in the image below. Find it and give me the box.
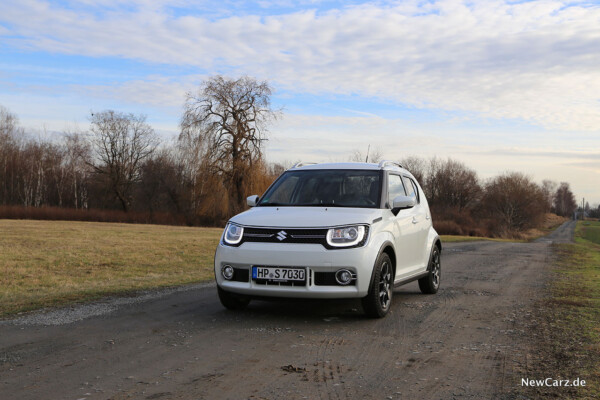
[214,161,441,318]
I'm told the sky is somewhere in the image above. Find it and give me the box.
[0,0,599,204]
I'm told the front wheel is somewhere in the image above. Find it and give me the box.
[362,253,393,318]
[419,246,441,294]
[217,286,251,310]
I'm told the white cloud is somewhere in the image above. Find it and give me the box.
[73,75,202,109]
[1,0,600,131]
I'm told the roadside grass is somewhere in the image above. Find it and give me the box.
[525,221,600,399]
[441,213,566,243]
[0,220,222,317]
[440,235,523,243]
[579,220,600,245]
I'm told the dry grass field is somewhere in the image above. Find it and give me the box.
[0,220,221,316]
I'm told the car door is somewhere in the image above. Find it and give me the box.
[403,176,430,272]
[386,173,420,281]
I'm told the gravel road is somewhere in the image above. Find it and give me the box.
[0,222,575,400]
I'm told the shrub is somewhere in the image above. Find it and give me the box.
[478,172,546,234]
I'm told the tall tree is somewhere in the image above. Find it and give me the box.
[88,110,158,212]
[181,75,278,215]
[63,131,91,209]
[553,182,577,217]
[541,179,557,213]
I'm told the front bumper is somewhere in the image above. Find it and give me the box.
[214,241,378,298]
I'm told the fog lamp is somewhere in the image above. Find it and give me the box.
[222,265,234,280]
[335,269,353,285]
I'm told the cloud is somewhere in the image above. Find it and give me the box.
[486,148,600,160]
[564,161,600,173]
[266,112,449,163]
[72,75,204,109]
[1,0,599,131]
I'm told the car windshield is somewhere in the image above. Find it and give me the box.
[258,169,381,208]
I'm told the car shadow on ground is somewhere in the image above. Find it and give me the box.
[202,286,426,323]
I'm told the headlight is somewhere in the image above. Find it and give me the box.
[223,223,244,245]
[326,225,367,247]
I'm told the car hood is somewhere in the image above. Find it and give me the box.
[229,206,382,228]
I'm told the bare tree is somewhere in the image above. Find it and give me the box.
[349,147,384,163]
[553,182,577,217]
[425,158,481,211]
[63,131,91,209]
[589,204,600,219]
[181,75,278,215]
[399,156,427,184]
[0,105,20,139]
[88,110,158,212]
[0,106,21,204]
[480,172,546,234]
[268,162,287,177]
[541,179,557,213]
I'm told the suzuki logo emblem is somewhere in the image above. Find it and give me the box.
[276,231,287,241]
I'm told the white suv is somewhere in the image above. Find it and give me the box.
[214,161,441,317]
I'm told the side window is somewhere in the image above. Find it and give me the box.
[387,174,406,206]
[403,177,420,204]
[410,180,421,203]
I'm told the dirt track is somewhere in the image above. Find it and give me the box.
[0,222,576,400]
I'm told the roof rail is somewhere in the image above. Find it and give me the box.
[292,161,318,169]
[378,160,404,169]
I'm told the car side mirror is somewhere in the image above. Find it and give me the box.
[247,195,259,207]
[392,195,416,215]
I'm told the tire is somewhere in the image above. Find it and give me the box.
[362,253,393,318]
[419,246,441,294]
[217,285,251,310]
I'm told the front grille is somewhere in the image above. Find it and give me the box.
[243,228,328,245]
[223,226,370,249]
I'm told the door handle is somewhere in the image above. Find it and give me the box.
[426,214,430,220]
[412,217,418,224]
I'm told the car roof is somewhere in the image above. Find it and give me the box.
[289,161,412,175]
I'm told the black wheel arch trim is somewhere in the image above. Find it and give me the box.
[427,236,442,272]
[366,241,396,292]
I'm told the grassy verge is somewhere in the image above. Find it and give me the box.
[440,235,523,243]
[523,221,600,399]
[441,213,567,243]
[0,220,222,317]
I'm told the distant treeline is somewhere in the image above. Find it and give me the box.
[0,76,280,226]
[399,157,577,237]
[0,109,277,226]
[0,75,581,236]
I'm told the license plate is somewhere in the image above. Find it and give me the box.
[252,266,306,282]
